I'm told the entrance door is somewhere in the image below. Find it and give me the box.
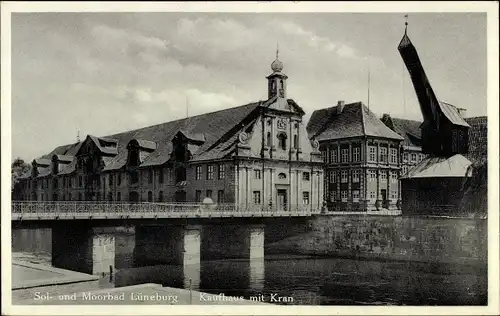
[381,189,387,208]
[175,190,187,203]
[277,189,287,211]
[129,191,140,203]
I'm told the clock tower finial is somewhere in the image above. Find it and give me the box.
[267,45,288,99]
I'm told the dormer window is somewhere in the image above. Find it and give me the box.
[277,132,287,150]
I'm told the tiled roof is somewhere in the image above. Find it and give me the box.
[307,102,403,142]
[33,100,265,176]
[381,115,423,148]
[465,116,487,165]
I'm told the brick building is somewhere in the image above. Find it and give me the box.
[15,54,324,212]
[307,101,404,212]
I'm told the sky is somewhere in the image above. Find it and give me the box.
[11,12,487,161]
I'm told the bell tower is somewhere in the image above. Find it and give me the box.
[267,44,288,99]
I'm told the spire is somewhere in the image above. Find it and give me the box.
[404,14,408,35]
[276,40,279,59]
[77,130,80,143]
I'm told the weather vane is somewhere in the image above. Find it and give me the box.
[404,14,409,33]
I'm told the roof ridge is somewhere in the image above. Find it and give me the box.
[359,102,367,135]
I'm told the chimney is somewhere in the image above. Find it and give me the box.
[337,100,345,115]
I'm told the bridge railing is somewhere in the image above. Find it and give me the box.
[11,201,323,219]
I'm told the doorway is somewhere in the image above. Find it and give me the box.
[277,189,287,211]
[381,189,387,208]
[129,191,140,203]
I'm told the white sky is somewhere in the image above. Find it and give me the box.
[11,12,487,161]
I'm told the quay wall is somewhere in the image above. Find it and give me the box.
[265,215,487,267]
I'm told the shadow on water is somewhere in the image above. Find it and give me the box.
[12,228,487,305]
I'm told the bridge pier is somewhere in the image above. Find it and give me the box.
[134,224,201,288]
[52,225,115,275]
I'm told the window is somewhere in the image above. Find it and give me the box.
[195,166,202,180]
[330,149,337,163]
[329,191,336,202]
[148,191,153,202]
[62,177,66,187]
[341,170,348,183]
[68,193,72,201]
[341,190,348,202]
[195,190,202,202]
[217,190,224,203]
[322,151,327,162]
[411,153,417,162]
[78,192,82,201]
[293,134,298,149]
[353,147,360,162]
[254,169,261,179]
[206,190,213,200]
[109,174,113,186]
[148,169,153,184]
[117,173,122,185]
[302,172,310,181]
[370,191,376,199]
[403,166,408,175]
[266,132,271,147]
[218,164,225,180]
[369,170,377,181]
[341,148,349,163]
[117,192,121,201]
[329,171,336,183]
[159,169,164,184]
[391,171,398,183]
[79,176,83,186]
[278,133,287,150]
[207,165,214,180]
[352,169,360,183]
[352,190,360,202]
[380,147,388,163]
[391,191,398,199]
[403,152,408,162]
[96,192,100,201]
[130,170,139,184]
[253,191,261,204]
[369,146,377,162]
[390,148,398,163]
[303,192,310,205]
[158,191,164,202]
[380,172,387,182]
[108,192,113,202]
[278,173,286,179]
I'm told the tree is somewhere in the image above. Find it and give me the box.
[11,157,32,200]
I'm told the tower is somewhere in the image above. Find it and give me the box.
[267,45,288,99]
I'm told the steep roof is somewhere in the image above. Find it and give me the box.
[307,102,403,142]
[32,100,267,176]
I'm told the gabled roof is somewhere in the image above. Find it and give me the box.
[438,101,470,127]
[307,102,403,142]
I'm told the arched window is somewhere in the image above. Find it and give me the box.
[277,133,287,150]
[266,132,271,147]
[148,191,153,202]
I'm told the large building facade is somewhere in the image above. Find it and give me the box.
[307,102,404,212]
[15,55,324,212]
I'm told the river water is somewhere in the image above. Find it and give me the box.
[12,228,487,305]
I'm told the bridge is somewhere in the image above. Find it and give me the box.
[11,201,323,221]
[11,201,322,287]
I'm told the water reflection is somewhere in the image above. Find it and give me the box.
[12,228,487,305]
